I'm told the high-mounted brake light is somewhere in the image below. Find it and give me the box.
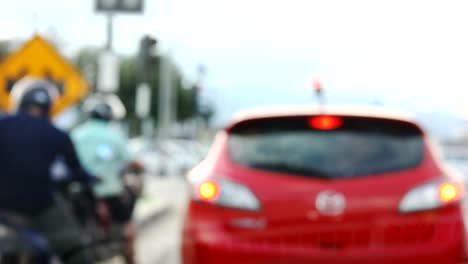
[309,116,343,130]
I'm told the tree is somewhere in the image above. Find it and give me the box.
[116,54,202,123]
[73,47,100,87]
[0,41,11,62]
[177,86,197,121]
[72,48,205,136]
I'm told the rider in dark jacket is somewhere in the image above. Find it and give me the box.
[0,78,98,264]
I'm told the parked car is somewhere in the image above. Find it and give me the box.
[444,151,468,182]
[129,138,208,177]
[159,140,202,175]
[128,138,168,176]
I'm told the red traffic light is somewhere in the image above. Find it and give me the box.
[312,79,322,92]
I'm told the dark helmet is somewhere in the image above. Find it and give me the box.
[82,95,126,122]
[90,102,114,122]
[10,78,59,117]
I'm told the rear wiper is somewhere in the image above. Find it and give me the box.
[247,162,331,178]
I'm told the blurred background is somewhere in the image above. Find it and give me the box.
[2,0,468,263]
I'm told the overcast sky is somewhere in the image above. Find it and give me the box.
[2,0,468,123]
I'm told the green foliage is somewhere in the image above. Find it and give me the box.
[0,41,11,62]
[72,48,202,126]
[177,86,196,121]
[73,47,100,87]
[74,47,99,70]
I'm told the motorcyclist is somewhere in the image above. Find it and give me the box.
[72,100,140,264]
[0,77,101,264]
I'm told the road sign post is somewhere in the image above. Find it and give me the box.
[136,82,151,119]
[95,0,146,137]
[95,0,144,51]
[136,82,152,138]
[158,55,173,140]
[97,51,119,93]
[106,13,114,51]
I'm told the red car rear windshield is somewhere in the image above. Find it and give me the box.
[228,116,424,179]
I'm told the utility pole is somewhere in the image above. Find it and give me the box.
[158,0,175,141]
[94,0,145,129]
[106,13,114,51]
[137,35,157,138]
[158,54,173,140]
[194,64,206,139]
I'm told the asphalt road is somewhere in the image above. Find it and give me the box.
[137,176,187,264]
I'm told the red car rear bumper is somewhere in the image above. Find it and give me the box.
[182,206,468,264]
[184,239,467,264]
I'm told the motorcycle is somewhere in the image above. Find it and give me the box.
[56,162,144,263]
[0,211,58,264]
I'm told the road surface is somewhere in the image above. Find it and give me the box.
[104,176,187,264]
[137,176,187,264]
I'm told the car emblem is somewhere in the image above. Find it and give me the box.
[315,190,346,216]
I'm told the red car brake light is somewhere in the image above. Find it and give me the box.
[400,178,465,213]
[191,178,261,211]
[309,116,343,130]
[439,182,463,204]
[197,181,220,202]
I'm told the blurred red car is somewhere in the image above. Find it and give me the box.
[182,106,467,264]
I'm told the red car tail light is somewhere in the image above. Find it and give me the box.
[399,178,464,213]
[197,181,220,202]
[438,182,463,203]
[191,177,261,211]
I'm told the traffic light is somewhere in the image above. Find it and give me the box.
[309,76,325,105]
[137,35,157,82]
[312,79,322,96]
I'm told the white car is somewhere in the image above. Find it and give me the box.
[129,138,211,177]
[159,141,195,174]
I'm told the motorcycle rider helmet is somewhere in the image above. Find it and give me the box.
[89,102,114,122]
[10,77,59,118]
[82,94,126,121]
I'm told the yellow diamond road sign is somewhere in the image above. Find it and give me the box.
[0,35,90,115]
